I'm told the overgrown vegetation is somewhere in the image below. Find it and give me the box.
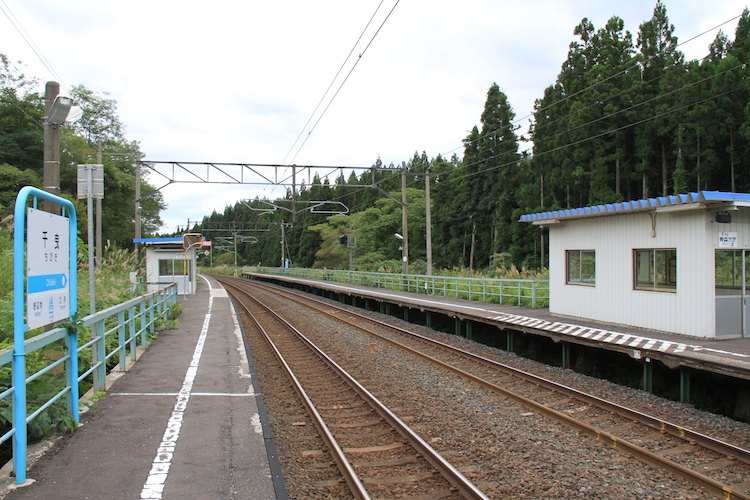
[0,225,157,457]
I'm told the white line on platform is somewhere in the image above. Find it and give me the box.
[140,296,213,500]
[112,392,254,397]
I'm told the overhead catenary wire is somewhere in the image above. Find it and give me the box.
[274,30,748,220]
[281,0,388,167]
[446,83,744,188]
[286,0,401,166]
[263,0,401,204]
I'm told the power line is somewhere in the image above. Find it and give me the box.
[286,0,401,165]
[0,0,67,93]
[447,84,743,187]
[444,11,745,160]
[282,0,387,166]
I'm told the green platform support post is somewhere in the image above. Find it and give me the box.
[129,305,137,362]
[426,311,432,329]
[562,342,571,369]
[642,358,653,393]
[118,310,126,371]
[94,321,107,392]
[454,318,462,336]
[680,367,691,404]
[140,301,147,348]
[149,295,155,335]
[379,302,386,314]
[466,320,473,340]
[403,308,409,322]
[506,330,514,352]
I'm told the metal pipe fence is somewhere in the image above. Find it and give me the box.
[244,267,548,308]
[0,283,178,481]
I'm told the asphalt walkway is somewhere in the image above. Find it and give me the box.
[3,275,280,500]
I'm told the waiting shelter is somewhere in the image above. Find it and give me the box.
[521,192,750,339]
[134,234,204,295]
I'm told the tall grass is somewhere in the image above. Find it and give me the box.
[0,228,146,451]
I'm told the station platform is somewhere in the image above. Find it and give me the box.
[245,272,750,381]
[2,275,283,500]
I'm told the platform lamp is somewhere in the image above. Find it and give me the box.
[42,81,82,213]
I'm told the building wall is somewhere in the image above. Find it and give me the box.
[145,248,197,295]
[549,209,716,337]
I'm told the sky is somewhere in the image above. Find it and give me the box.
[1,0,748,233]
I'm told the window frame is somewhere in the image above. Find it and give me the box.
[566,249,596,286]
[633,248,676,292]
[158,259,189,276]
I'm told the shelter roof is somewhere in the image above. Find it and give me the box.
[519,191,750,224]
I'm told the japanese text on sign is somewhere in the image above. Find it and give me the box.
[26,208,70,329]
[718,231,738,249]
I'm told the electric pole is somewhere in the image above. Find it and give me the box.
[42,81,61,214]
[134,157,142,256]
[401,167,409,276]
[425,170,432,276]
[96,142,103,268]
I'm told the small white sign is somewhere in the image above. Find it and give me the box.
[26,207,70,329]
[719,231,738,248]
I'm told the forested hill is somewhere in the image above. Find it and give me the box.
[0,58,166,246]
[197,2,750,274]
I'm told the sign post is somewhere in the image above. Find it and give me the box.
[13,187,78,485]
[77,164,104,314]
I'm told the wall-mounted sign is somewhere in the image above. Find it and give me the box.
[26,207,70,329]
[718,231,738,249]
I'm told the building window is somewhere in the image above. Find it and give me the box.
[566,250,595,285]
[159,259,188,276]
[634,249,676,291]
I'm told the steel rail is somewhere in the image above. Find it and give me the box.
[221,279,488,500]
[221,281,369,499]
[235,276,750,500]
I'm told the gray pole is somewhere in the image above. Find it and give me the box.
[134,159,142,255]
[291,166,296,223]
[348,219,354,272]
[96,143,103,268]
[281,222,286,268]
[425,170,432,276]
[401,168,409,275]
[233,231,238,276]
[42,81,60,214]
[86,166,96,314]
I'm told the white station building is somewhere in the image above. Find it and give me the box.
[520,191,750,339]
[134,236,205,295]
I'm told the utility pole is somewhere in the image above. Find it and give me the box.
[425,170,432,276]
[42,81,61,214]
[233,230,238,276]
[96,142,103,268]
[401,168,409,275]
[291,166,296,223]
[280,222,286,268]
[134,157,142,258]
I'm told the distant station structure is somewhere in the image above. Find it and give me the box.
[134,234,206,295]
[521,191,750,339]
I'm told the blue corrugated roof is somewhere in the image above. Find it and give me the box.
[133,237,183,244]
[519,191,750,223]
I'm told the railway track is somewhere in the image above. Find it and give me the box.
[219,278,488,499]
[221,275,750,499]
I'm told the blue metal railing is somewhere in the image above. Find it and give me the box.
[1,282,178,483]
[243,267,549,308]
